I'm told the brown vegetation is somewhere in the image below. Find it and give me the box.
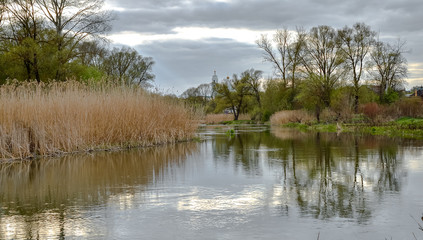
[270,110,314,125]
[0,81,197,160]
[360,97,423,124]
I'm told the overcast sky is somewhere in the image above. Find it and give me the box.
[104,0,423,94]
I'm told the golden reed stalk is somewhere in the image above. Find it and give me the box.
[0,81,198,160]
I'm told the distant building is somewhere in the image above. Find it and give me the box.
[211,70,218,98]
[410,86,423,97]
[212,70,218,85]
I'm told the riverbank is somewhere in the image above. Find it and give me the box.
[281,117,423,139]
[0,81,198,160]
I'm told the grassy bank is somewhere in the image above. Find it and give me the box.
[357,117,423,139]
[0,81,198,160]
[280,118,423,139]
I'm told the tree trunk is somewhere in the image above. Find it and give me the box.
[33,53,41,83]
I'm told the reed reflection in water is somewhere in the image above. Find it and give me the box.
[0,143,197,239]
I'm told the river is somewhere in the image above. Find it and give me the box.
[0,125,423,239]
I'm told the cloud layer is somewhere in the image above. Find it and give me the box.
[105,0,423,92]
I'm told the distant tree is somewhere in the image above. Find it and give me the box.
[181,87,202,106]
[196,83,212,105]
[302,25,345,107]
[338,23,376,112]
[261,77,293,120]
[215,73,252,120]
[369,39,407,103]
[242,68,263,107]
[296,74,327,122]
[256,28,306,91]
[77,40,107,68]
[102,47,155,87]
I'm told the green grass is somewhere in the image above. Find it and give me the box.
[358,117,423,139]
[282,117,423,139]
[283,123,338,133]
[220,120,256,125]
[394,117,423,129]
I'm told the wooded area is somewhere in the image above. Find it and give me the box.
[182,23,411,123]
[0,0,154,86]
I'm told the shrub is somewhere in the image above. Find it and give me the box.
[361,102,381,123]
[394,97,423,118]
[270,110,314,125]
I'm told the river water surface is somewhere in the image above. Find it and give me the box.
[1,125,423,239]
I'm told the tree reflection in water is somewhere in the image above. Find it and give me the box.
[0,143,197,239]
[210,126,408,223]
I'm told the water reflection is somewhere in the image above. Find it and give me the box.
[0,143,197,239]
[207,126,411,222]
[0,126,422,239]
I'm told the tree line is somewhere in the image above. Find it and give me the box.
[0,0,154,86]
[182,23,409,121]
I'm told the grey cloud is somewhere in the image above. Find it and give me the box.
[107,0,423,32]
[134,39,272,93]
[106,0,423,90]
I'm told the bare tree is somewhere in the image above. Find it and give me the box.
[102,46,155,87]
[369,39,408,102]
[0,0,5,25]
[338,23,376,112]
[36,0,112,80]
[2,0,43,82]
[77,40,107,68]
[256,28,305,89]
[242,68,263,107]
[196,83,212,105]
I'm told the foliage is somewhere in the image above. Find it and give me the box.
[214,71,257,121]
[0,1,154,86]
[262,78,295,115]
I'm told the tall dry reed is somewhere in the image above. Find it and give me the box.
[270,110,314,125]
[0,81,198,160]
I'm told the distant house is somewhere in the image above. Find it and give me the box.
[410,86,423,97]
[223,108,234,114]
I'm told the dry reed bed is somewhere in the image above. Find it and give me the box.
[0,81,198,160]
[270,110,314,125]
